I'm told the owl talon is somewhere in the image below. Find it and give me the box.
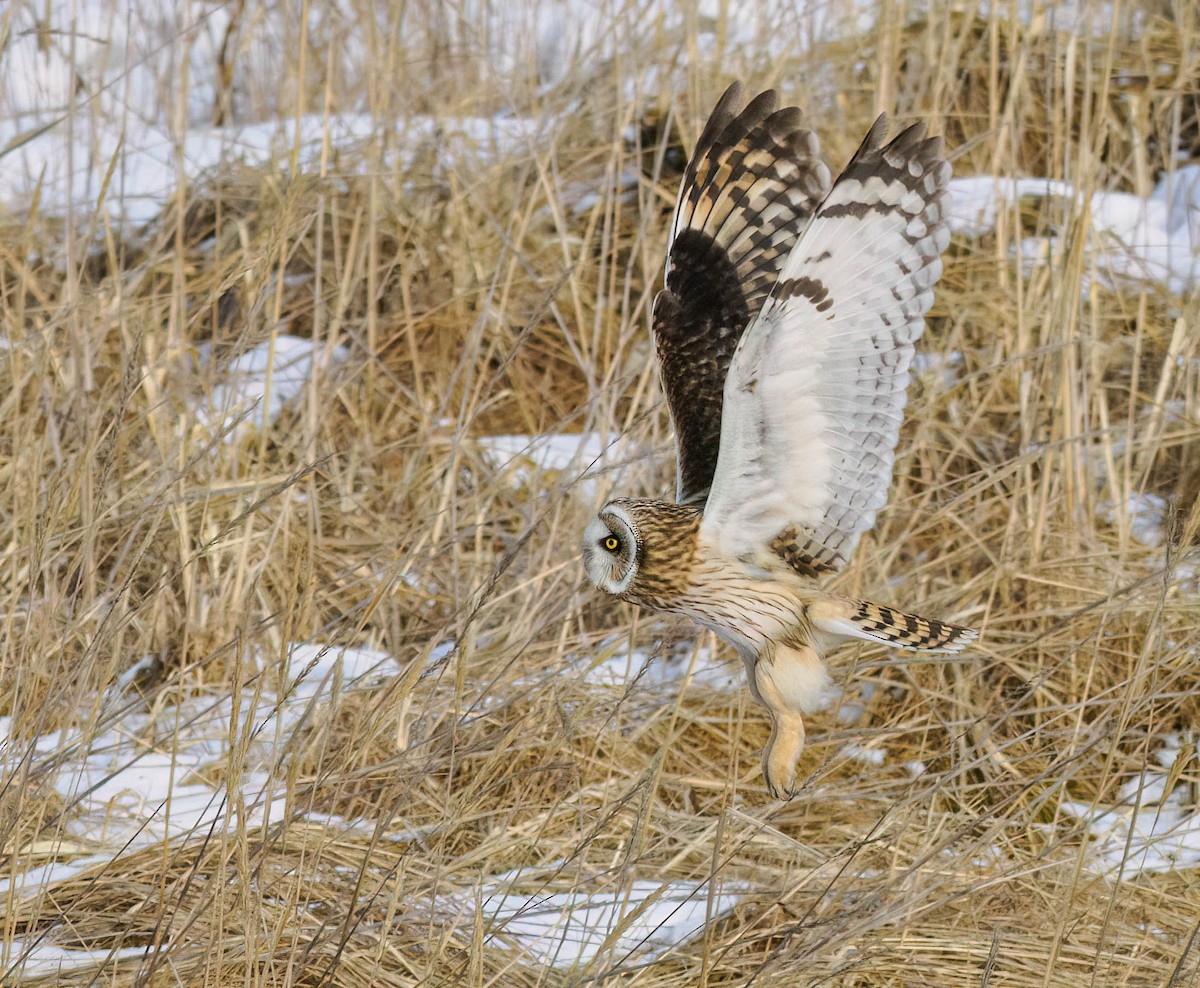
[763,711,806,801]
[764,772,798,801]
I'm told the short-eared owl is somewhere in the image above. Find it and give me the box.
[583,84,978,799]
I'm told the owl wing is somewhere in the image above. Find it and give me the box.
[699,116,952,575]
[653,83,832,505]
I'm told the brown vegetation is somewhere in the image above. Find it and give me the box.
[1,0,1198,984]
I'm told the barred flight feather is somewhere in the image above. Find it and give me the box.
[812,598,979,653]
[701,113,952,573]
[653,82,832,506]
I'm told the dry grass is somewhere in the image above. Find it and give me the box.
[2,0,1200,984]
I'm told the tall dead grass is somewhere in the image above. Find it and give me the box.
[1,0,1199,984]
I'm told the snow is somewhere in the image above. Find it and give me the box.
[0,0,893,229]
[581,639,742,691]
[475,871,742,967]
[839,744,887,768]
[3,940,154,978]
[475,432,616,475]
[947,169,1200,296]
[0,856,114,903]
[912,349,965,391]
[1153,166,1200,232]
[836,700,865,726]
[835,681,877,726]
[515,0,879,88]
[0,635,748,975]
[472,431,639,499]
[1099,493,1168,548]
[0,1,541,225]
[0,642,407,900]
[1061,738,1200,877]
[0,110,541,226]
[196,335,349,441]
[5,0,1191,304]
[947,177,1077,237]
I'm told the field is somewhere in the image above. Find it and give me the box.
[1,0,1199,984]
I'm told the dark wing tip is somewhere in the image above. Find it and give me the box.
[864,113,891,148]
[765,105,804,142]
[740,88,781,124]
[693,87,781,161]
[657,85,835,505]
[714,81,745,114]
[840,114,951,193]
[694,82,746,152]
[883,121,948,172]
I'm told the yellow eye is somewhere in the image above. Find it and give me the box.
[604,535,620,552]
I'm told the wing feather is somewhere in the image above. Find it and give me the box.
[700,115,952,574]
[652,84,832,505]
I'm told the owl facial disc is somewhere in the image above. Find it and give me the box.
[582,505,638,596]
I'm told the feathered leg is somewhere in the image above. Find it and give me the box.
[762,709,806,801]
[751,641,831,799]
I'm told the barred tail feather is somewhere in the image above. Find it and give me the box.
[811,597,978,653]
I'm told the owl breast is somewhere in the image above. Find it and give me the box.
[666,543,810,660]
[600,500,810,660]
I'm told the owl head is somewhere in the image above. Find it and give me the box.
[583,502,641,597]
[582,498,702,606]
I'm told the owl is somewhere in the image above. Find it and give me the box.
[582,83,978,799]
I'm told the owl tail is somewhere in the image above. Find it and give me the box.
[811,597,978,653]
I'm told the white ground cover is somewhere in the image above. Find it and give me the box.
[196,335,349,441]
[1060,736,1200,877]
[947,169,1200,295]
[471,870,743,967]
[471,431,638,503]
[0,641,744,974]
[8,0,1190,301]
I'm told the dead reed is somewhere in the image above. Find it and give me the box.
[0,0,1198,984]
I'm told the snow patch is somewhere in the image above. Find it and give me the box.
[836,681,877,725]
[836,700,865,725]
[2,103,539,226]
[2,940,153,979]
[839,744,887,767]
[475,871,742,967]
[581,640,741,692]
[1099,493,1167,548]
[912,349,965,391]
[1061,738,1200,877]
[472,431,639,499]
[0,1,544,224]
[196,336,348,442]
[947,176,1077,237]
[947,170,1200,296]
[0,642,418,906]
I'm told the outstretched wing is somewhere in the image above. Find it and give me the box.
[700,116,951,575]
[653,83,832,505]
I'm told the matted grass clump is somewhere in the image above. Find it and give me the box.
[1,0,1199,984]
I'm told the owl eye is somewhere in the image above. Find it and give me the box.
[603,535,621,552]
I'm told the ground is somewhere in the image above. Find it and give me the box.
[0,0,1199,984]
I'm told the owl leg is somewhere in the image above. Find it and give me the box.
[752,643,831,799]
[762,708,806,800]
